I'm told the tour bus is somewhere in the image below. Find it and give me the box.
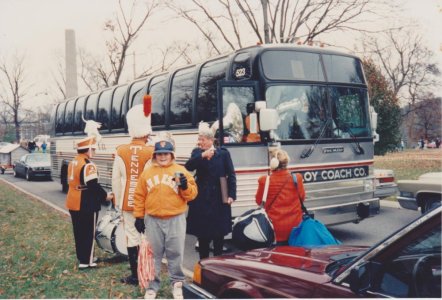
[50,44,379,226]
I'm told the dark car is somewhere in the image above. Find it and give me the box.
[13,153,52,181]
[185,205,441,298]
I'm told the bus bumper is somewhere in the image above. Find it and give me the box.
[310,198,380,226]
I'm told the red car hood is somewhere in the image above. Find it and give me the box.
[203,245,367,274]
[199,245,368,298]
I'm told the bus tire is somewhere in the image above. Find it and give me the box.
[61,163,69,193]
[0,167,4,174]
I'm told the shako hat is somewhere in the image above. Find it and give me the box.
[126,95,152,138]
[76,136,97,150]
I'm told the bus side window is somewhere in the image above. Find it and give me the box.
[85,93,98,121]
[111,85,127,132]
[97,88,113,132]
[73,96,86,133]
[170,67,195,126]
[149,75,167,127]
[64,99,76,135]
[55,102,67,135]
[197,58,227,123]
[129,79,147,107]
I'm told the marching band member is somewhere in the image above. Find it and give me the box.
[112,97,154,285]
[133,136,197,299]
[66,136,113,269]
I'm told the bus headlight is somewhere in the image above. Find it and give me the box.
[364,179,374,192]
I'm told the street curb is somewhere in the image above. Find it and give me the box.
[380,199,401,209]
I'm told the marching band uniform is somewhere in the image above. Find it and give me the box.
[112,101,154,285]
[66,136,109,269]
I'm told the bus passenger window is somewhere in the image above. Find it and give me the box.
[64,99,76,134]
[85,93,98,121]
[73,96,86,133]
[111,85,127,131]
[97,89,112,131]
[197,58,227,123]
[129,79,147,107]
[55,102,67,135]
[170,67,195,125]
[149,75,167,127]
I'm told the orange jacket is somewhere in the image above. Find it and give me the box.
[256,170,305,242]
[133,162,197,219]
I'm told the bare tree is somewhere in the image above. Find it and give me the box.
[364,29,439,103]
[0,54,30,142]
[166,0,388,54]
[94,0,159,87]
[410,95,442,140]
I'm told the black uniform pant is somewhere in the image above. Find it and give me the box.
[198,235,224,259]
[69,210,98,265]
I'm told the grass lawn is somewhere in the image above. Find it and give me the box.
[0,148,440,298]
[0,182,174,299]
[374,148,442,180]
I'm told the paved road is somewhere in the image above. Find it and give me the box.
[0,170,421,277]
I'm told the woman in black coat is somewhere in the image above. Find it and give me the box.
[185,123,236,259]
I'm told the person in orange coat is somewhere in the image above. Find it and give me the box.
[66,136,113,269]
[111,102,154,285]
[133,136,197,299]
[255,149,305,245]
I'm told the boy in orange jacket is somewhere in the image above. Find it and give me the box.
[133,137,197,299]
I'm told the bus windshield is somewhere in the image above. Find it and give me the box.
[266,84,371,140]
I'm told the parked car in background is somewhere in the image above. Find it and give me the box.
[397,172,442,214]
[13,153,52,181]
[374,169,397,199]
[185,205,441,299]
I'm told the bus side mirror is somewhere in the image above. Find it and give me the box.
[369,106,379,143]
[259,108,278,131]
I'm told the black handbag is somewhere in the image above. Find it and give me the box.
[232,176,274,250]
[232,176,289,250]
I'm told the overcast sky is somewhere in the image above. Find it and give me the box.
[0,0,441,109]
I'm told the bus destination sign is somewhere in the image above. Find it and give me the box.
[299,166,369,183]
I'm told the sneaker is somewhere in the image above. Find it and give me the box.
[89,262,97,268]
[78,264,89,269]
[172,282,183,299]
[144,289,156,299]
[120,274,138,285]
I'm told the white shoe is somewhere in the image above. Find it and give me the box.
[144,289,156,299]
[172,282,183,299]
[78,264,89,269]
[89,262,97,268]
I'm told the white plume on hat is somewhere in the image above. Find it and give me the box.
[126,104,152,138]
[198,121,214,138]
[82,114,102,142]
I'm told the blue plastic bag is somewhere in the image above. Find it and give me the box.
[288,215,341,247]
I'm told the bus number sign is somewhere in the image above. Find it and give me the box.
[300,166,369,183]
[235,67,246,78]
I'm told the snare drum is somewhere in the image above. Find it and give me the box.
[96,211,128,256]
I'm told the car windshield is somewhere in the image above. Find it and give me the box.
[27,155,50,163]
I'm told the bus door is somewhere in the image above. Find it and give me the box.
[216,80,270,173]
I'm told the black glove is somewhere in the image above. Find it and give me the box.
[179,174,188,190]
[135,218,145,233]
